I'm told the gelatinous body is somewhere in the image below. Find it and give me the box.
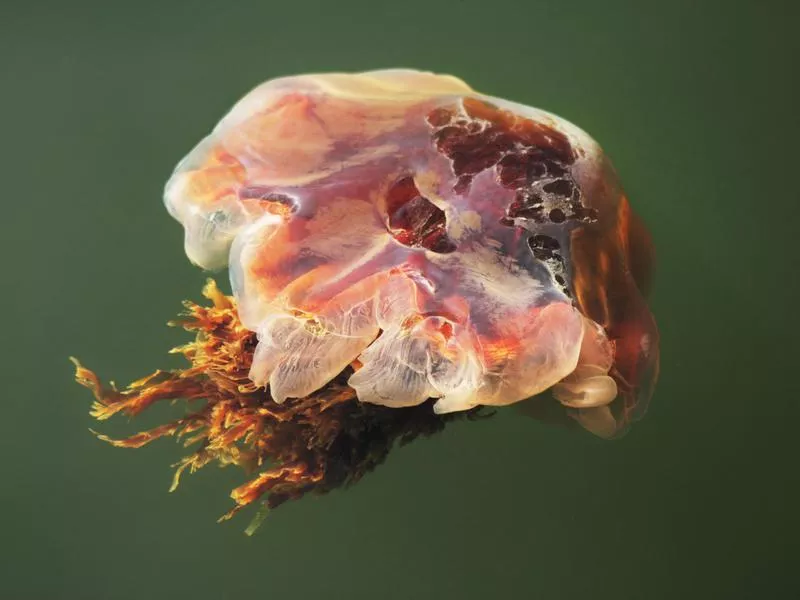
[165,69,659,437]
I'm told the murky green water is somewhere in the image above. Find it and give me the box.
[3,1,797,598]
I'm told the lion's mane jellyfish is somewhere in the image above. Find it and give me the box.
[75,69,659,531]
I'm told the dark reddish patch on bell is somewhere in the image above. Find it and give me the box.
[386,177,456,254]
[427,99,597,226]
[528,234,570,297]
[527,234,560,261]
[427,98,573,189]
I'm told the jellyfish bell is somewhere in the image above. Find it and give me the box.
[76,69,659,530]
[164,68,659,437]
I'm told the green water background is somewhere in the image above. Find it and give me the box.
[2,1,798,598]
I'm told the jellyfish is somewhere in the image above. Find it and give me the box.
[75,69,659,531]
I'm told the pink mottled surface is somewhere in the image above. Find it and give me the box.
[164,69,658,437]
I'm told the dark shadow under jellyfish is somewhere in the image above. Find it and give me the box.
[74,69,659,533]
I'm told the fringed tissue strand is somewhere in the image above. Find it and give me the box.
[74,281,486,533]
